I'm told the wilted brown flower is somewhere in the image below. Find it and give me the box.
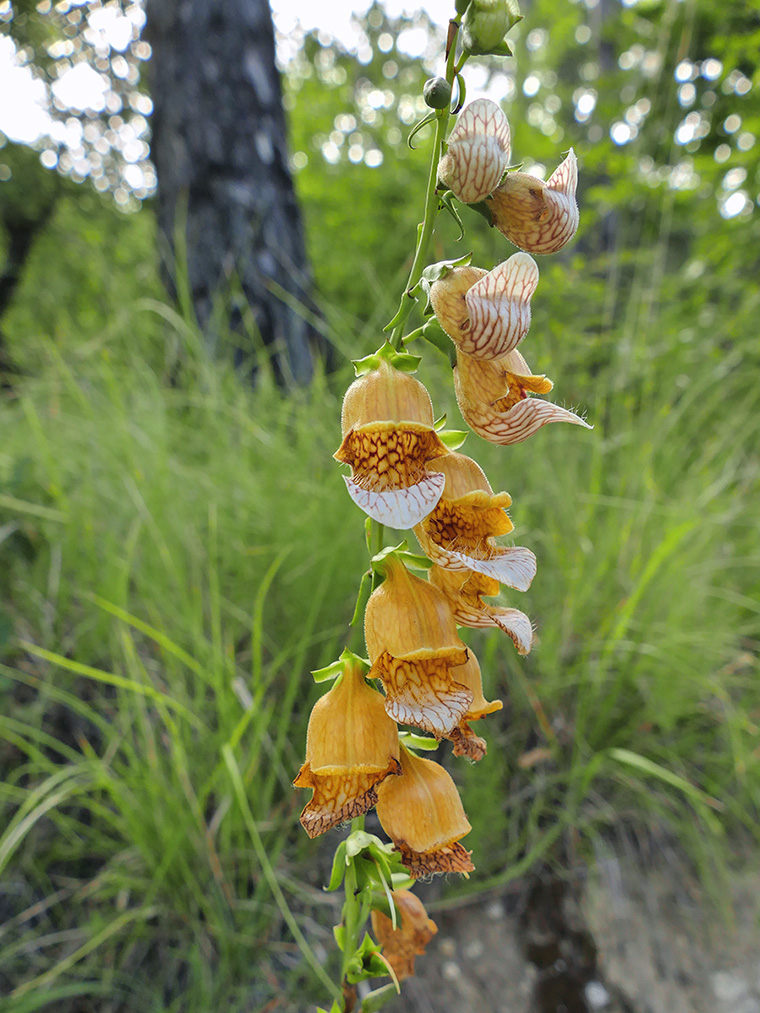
[371,890,438,981]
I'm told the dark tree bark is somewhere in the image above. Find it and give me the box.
[146,0,317,384]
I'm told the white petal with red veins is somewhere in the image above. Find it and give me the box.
[464,253,540,358]
[447,546,537,591]
[343,472,446,528]
[440,98,511,204]
[468,398,592,446]
[491,609,534,655]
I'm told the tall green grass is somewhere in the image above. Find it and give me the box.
[1,241,758,1009]
[0,308,366,1010]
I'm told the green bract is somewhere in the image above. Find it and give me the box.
[461,0,522,57]
[351,340,421,376]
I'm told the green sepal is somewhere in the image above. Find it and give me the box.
[400,731,441,751]
[343,830,409,889]
[467,198,496,226]
[333,923,346,950]
[438,190,466,241]
[371,543,433,576]
[311,647,370,684]
[345,933,389,984]
[390,870,416,891]
[452,71,466,113]
[346,829,384,859]
[419,319,456,368]
[455,0,472,14]
[350,569,373,627]
[357,983,403,1010]
[407,110,437,150]
[420,252,473,292]
[434,414,447,430]
[326,841,348,891]
[316,1005,342,1013]
[439,429,468,450]
[352,341,421,375]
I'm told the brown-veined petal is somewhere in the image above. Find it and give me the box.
[437,98,511,204]
[488,149,579,254]
[454,349,591,446]
[370,651,472,737]
[464,252,539,357]
[342,469,446,529]
[429,566,534,656]
[429,253,539,359]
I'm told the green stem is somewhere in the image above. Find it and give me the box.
[360,983,401,1012]
[340,814,366,1007]
[388,21,462,350]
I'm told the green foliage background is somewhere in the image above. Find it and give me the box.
[1,0,759,1010]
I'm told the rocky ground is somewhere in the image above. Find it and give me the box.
[382,858,760,1013]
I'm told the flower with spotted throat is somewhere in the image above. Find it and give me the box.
[375,742,474,878]
[371,890,438,981]
[454,346,591,445]
[486,149,579,254]
[293,654,401,838]
[334,350,449,529]
[364,551,473,738]
[429,564,534,656]
[413,450,536,590]
[426,252,539,360]
[437,98,511,205]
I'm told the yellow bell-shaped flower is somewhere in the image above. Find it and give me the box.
[428,253,539,360]
[293,659,401,838]
[429,564,534,656]
[376,743,475,878]
[334,358,449,528]
[454,347,591,445]
[445,652,503,762]
[365,555,473,737]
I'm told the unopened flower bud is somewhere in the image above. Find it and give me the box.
[423,77,452,110]
[461,0,522,57]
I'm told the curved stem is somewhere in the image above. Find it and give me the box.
[388,21,461,350]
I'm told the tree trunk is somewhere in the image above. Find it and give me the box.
[146,0,317,384]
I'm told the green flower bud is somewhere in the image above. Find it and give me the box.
[461,0,522,57]
[423,77,452,110]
